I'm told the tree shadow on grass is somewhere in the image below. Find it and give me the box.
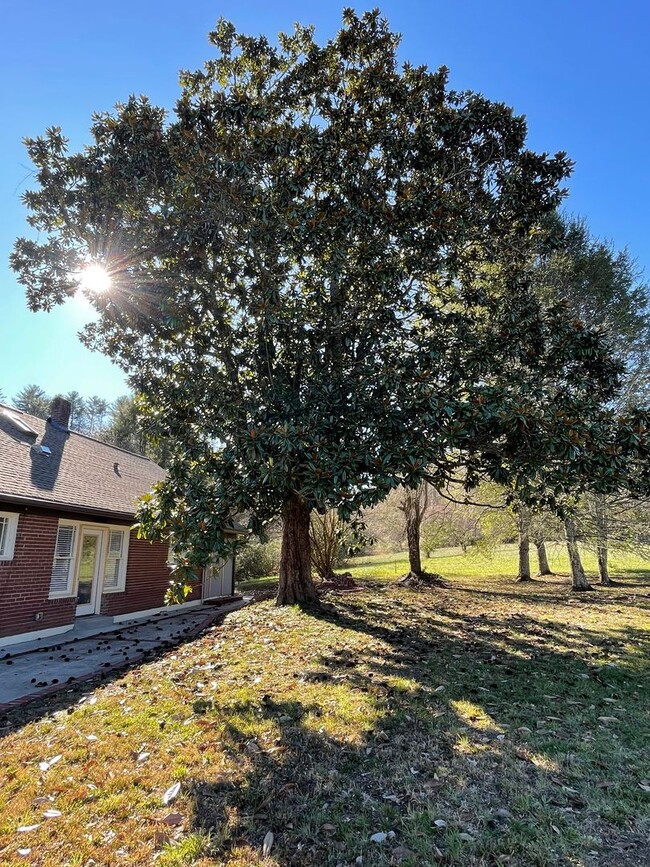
[186,588,649,866]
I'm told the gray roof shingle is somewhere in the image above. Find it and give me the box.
[0,405,165,519]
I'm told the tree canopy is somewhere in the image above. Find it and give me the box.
[11,9,636,604]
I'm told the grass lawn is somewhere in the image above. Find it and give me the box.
[344,543,650,584]
[0,568,648,865]
[238,542,650,591]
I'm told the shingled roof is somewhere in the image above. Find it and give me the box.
[0,404,165,520]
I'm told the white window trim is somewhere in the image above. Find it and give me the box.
[48,521,80,598]
[0,511,19,561]
[102,526,130,594]
[48,521,131,599]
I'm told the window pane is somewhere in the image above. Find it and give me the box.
[0,517,6,556]
[50,524,76,594]
[103,529,126,589]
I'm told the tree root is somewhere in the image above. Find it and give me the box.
[316,572,357,593]
[397,570,447,589]
[571,583,595,592]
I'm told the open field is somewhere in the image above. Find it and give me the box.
[344,543,650,584]
[1,565,648,866]
[239,542,650,591]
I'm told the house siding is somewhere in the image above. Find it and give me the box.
[0,506,201,641]
[0,510,75,639]
[99,533,201,616]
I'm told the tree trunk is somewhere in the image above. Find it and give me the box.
[564,516,593,591]
[597,545,610,586]
[516,504,532,581]
[534,538,553,575]
[406,512,422,576]
[594,495,612,585]
[400,483,428,579]
[277,496,318,605]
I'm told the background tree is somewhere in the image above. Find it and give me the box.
[530,214,650,589]
[14,10,625,607]
[83,395,109,435]
[309,510,363,581]
[398,482,431,580]
[12,384,49,418]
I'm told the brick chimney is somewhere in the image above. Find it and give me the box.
[49,396,72,430]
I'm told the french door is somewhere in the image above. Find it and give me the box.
[76,528,104,616]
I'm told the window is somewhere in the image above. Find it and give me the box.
[49,523,77,596]
[48,522,129,599]
[0,512,19,561]
[102,528,129,592]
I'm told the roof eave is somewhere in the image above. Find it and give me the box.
[0,493,136,523]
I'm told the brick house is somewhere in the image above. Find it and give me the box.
[0,398,238,648]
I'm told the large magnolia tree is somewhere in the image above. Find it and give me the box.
[12,10,629,604]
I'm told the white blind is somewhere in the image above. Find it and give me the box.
[0,517,7,557]
[50,524,76,595]
[103,529,125,590]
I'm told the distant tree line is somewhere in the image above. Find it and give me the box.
[1,385,168,465]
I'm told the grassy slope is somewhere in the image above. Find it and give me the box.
[0,570,648,866]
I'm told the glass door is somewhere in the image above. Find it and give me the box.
[76,529,103,616]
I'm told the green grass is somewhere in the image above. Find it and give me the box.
[1,563,648,866]
[239,542,650,590]
[348,542,650,583]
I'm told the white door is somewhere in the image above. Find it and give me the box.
[203,558,233,599]
[76,529,103,616]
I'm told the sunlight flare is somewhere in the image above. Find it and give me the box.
[76,262,112,294]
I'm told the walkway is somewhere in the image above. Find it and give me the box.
[0,600,247,711]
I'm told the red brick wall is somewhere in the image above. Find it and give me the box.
[99,532,202,616]
[0,510,75,639]
[0,506,202,640]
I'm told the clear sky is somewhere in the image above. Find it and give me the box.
[2,1,649,405]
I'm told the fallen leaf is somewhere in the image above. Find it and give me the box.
[162,782,181,805]
[597,716,619,723]
[262,830,274,856]
[321,823,336,832]
[161,813,185,826]
[638,783,650,793]
[17,849,31,857]
[370,832,387,843]
[43,809,62,819]
[434,819,447,828]
[39,754,63,772]
[392,846,415,863]
[17,825,40,833]
[458,833,474,842]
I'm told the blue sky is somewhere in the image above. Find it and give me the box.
[2,1,649,404]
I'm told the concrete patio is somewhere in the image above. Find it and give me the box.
[0,599,248,711]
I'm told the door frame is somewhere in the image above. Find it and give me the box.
[75,527,105,616]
